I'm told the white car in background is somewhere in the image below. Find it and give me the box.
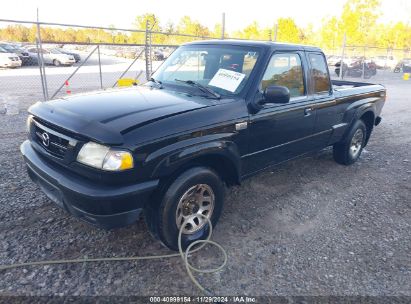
[0,46,22,68]
[373,55,397,70]
[25,47,75,66]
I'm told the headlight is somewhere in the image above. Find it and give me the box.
[77,142,134,171]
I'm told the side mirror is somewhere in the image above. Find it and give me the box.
[260,86,290,105]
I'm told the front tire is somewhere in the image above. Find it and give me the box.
[145,167,225,251]
[333,120,367,165]
[53,59,61,67]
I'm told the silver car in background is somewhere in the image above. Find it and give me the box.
[0,46,22,68]
[24,47,76,66]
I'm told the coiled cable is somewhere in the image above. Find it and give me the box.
[0,214,227,295]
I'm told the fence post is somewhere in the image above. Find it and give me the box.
[362,46,366,79]
[97,45,103,89]
[145,20,152,80]
[35,35,46,101]
[36,9,48,100]
[384,47,389,70]
[273,24,278,42]
[339,33,346,80]
[221,13,225,39]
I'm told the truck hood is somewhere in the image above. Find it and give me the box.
[29,86,212,145]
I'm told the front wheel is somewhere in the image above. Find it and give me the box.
[53,59,61,67]
[145,167,225,251]
[333,120,367,165]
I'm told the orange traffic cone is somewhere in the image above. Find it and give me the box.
[65,80,72,94]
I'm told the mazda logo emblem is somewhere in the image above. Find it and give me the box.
[41,132,50,147]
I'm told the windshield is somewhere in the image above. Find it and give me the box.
[0,44,16,52]
[151,45,260,96]
[0,46,7,53]
[50,49,62,54]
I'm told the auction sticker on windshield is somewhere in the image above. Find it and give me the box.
[208,69,246,92]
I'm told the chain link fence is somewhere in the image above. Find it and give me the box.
[325,45,411,84]
[1,18,410,114]
[0,18,217,112]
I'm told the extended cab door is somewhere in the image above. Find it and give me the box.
[306,52,342,148]
[243,51,318,174]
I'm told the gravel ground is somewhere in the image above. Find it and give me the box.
[0,81,410,298]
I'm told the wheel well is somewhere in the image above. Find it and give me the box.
[192,154,240,187]
[159,154,240,189]
[360,111,374,145]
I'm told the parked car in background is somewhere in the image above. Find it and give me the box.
[0,43,30,65]
[394,58,411,73]
[327,55,342,66]
[115,48,140,59]
[373,55,397,70]
[335,57,377,79]
[160,47,175,59]
[23,47,39,66]
[24,47,76,66]
[0,46,22,68]
[59,49,81,63]
[152,49,165,61]
[327,55,357,67]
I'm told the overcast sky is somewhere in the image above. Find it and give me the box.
[1,0,410,32]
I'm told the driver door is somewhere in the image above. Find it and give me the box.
[244,51,317,174]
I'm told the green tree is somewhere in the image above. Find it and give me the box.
[235,21,260,40]
[319,17,342,50]
[340,0,381,45]
[177,16,210,37]
[277,18,300,43]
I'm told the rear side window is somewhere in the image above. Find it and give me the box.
[308,53,331,94]
[261,53,305,98]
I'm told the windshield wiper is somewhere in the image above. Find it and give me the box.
[174,79,221,99]
[149,77,163,89]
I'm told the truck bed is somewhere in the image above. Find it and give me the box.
[332,79,385,98]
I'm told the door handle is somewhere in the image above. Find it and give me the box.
[304,108,313,116]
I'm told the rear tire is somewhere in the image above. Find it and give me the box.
[333,119,367,165]
[145,167,225,251]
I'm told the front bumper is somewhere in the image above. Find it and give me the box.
[2,60,21,68]
[61,59,75,65]
[21,140,159,229]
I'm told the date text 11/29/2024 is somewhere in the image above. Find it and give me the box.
[149,296,256,302]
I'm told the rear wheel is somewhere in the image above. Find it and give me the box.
[145,167,225,251]
[333,119,367,165]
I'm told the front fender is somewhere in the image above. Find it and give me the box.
[145,135,241,180]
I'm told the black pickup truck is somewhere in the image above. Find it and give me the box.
[21,40,386,250]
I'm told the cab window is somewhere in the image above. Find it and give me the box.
[261,53,305,98]
[308,53,331,94]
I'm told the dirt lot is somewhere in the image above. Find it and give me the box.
[0,81,410,298]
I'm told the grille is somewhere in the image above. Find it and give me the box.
[33,121,70,159]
